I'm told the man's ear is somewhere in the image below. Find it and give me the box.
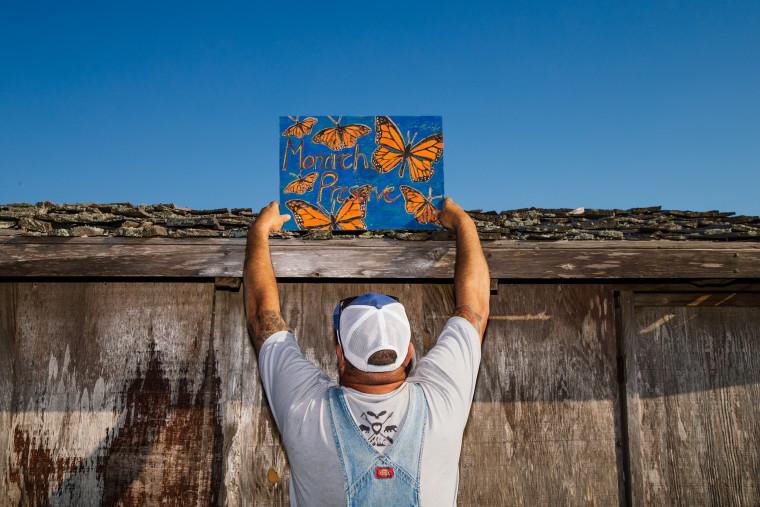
[402,343,414,367]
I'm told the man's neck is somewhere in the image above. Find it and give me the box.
[340,378,405,395]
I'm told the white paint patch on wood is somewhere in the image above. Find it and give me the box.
[639,314,676,334]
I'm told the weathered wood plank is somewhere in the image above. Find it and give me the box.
[0,282,227,505]
[211,287,256,506]
[0,284,16,501]
[462,284,622,505]
[2,237,760,279]
[622,295,760,504]
[221,285,288,507]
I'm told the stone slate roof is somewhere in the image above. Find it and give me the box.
[1,202,759,241]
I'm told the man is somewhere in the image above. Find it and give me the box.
[244,197,489,505]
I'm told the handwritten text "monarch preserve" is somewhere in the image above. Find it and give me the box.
[282,139,368,173]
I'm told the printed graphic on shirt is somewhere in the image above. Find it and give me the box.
[358,410,398,448]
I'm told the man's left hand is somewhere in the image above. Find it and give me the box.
[251,201,291,236]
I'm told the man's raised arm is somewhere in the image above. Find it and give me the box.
[244,202,292,355]
[435,198,490,341]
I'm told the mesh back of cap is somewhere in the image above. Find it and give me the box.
[340,302,410,372]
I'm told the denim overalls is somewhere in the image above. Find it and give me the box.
[327,383,428,506]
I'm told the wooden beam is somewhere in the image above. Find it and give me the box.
[1,237,760,279]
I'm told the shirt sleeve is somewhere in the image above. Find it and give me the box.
[258,331,336,431]
[407,316,482,431]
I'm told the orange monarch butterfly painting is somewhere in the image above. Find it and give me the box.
[285,185,373,231]
[400,185,443,226]
[280,116,443,230]
[372,116,443,183]
[282,116,318,138]
[312,116,371,151]
[283,171,319,195]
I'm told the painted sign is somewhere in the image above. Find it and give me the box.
[279,115,444,231]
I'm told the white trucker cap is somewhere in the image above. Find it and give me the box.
[333,292,411,373]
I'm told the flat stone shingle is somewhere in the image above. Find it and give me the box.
[0,202,757,241]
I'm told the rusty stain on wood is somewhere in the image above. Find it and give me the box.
[1,282,225,505]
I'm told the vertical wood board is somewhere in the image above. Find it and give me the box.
[622,296,760,505]
[0,282,227,506]
[461,284,622,505]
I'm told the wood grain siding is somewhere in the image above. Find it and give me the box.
[621,293,760,504]
[0,282,225,505]
[216,286,289,506]
[3,277,756,504]
[463,284,621,505]
[0,284,16,505]
[2,237,760,279]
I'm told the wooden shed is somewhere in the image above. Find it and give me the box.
[1,202,759,505]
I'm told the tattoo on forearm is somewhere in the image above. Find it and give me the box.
[251,310,290,350]
[453,305,484,335]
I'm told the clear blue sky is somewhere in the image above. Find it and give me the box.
[2,1,758,215]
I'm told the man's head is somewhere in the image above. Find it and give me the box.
[333,293,412,376]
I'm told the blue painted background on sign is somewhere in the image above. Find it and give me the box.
[279,115,444,231]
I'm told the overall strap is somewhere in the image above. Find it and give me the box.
[327,383,428,503]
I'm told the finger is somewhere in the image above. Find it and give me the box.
[280,214,291,222]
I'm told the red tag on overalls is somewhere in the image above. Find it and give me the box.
[375,467,394,479]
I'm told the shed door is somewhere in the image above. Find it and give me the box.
[620,291,760,505]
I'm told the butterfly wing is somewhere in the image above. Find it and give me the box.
[285,200,333,230]
[338,124,371,149]
[400,185,441,225]
[283,172,319,195]
[407,132,443,183]
[283,117,318,138]
[371,116,406,174]
[314,123,370,151]
[312,127,342,150]
[333,185,371,230]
